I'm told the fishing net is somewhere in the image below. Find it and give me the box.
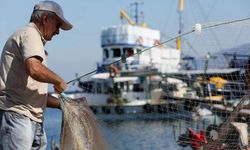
[156,53,250,150]
[58,94,107,150]
[56,19,250,150]
[162,22,250,149]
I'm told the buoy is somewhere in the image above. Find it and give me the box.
[194,23,202,35]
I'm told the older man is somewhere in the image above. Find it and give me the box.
[0,1,72,149]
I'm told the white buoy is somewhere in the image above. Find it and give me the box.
[194,23,202,34]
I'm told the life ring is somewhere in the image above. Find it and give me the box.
[143,103,153,113]
[136,36,143,46]
[109,65,119,78]
[114,105,124,114]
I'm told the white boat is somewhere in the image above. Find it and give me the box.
[63,1,244,118]
[66,3,182,114]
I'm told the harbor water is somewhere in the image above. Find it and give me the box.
[44,108,221,150]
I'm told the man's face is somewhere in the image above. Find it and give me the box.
[43,15,61,41]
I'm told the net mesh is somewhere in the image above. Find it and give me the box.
[59,95,107,150]
[58,21,250,150]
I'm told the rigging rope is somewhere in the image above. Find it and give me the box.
[66,17,250,85]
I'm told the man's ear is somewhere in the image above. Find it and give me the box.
[41,14,49,25]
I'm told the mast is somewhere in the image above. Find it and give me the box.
[130,1,142,25]
[134,2,139,24]
[177,0,184,50]
[129,1,147,27]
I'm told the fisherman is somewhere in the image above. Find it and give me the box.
[0,1,72,149]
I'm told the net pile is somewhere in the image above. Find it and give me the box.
[59,94,107,150]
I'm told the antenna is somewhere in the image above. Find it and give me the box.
[130,1,144,25]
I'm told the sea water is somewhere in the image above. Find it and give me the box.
[45,108,220,150]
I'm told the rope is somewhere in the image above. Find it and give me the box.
[66,17,250,84]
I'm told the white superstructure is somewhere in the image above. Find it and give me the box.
[100,24,181,73]
[101,25,160,47]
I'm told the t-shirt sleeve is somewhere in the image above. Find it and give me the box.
[20,29,45,62]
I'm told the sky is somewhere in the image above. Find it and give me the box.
[1,0,250,91]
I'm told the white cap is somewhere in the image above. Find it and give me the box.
[34,1,72,30]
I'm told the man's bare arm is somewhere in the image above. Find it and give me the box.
[25,56,67,93]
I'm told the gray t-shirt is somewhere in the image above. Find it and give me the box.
[0,23,48,122]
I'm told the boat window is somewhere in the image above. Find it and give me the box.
[133,83,144,92]
[78,81,94,93]
[103,82,110,94]
[96,82,102,94]
[112,48,121,57]
[123,47,134,56]
[103,48,109,59]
